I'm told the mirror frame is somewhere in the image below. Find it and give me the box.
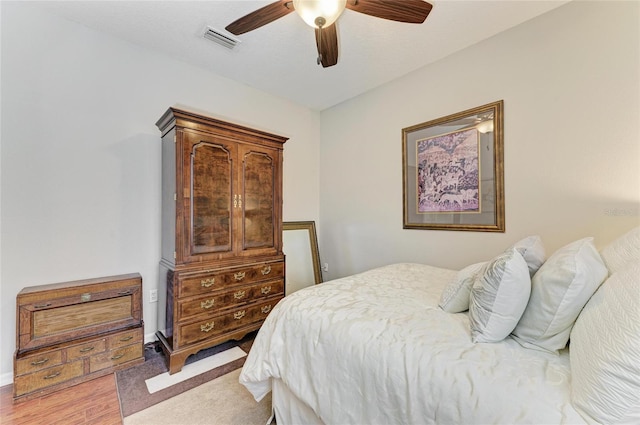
[283,221,323,285]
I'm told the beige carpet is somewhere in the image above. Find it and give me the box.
[123,368,271,425]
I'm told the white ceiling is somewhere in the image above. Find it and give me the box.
[30,0,569,111]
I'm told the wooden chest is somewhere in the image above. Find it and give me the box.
[14,273,144,402]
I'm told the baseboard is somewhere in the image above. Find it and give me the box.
[145,331,159,345]
[0,371,13,387]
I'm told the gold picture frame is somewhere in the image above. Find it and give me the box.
[402,100,505,232]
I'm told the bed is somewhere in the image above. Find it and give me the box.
[239,227,640,425]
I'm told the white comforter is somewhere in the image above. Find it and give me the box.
[239,263,586,424]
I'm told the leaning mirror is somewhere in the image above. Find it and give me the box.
[283,221,322,295]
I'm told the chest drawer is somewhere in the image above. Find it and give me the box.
[15,350,64,376]
[178,279,284,321]
[178,261,284,298]
[108,327,143,349]
[90,343,143,373]
[177,296,282,347]
[14,360,84,397]
[66,339,107,361]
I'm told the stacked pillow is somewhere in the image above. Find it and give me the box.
[569,227,640,424]
[510,237,608,352]
[468,248,530,343]
[439,234,609,353]
[438,227,640,424]
[439,235,545,313]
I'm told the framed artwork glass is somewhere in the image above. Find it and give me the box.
[402,100,504,232]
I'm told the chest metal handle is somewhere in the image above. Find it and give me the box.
[43,371,61,380]
[200,322,215,332]
[201,299,215,309]
[201,277,215,287]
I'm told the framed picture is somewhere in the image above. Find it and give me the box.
[402,100,505,232]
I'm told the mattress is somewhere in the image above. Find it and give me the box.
[239,263,586,424]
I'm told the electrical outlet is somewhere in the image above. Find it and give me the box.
[322,263,329,272]
[149,289,158,303]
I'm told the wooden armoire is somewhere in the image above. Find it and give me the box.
[155,107,287,374]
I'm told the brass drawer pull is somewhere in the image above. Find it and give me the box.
[31,358,49,366]
[234,194,238,208]
[261,265,272,275]
[43,371,61,380]
[234,271,246,281]
[261,286,271,295]
[110,354,125,360]
[201,277,215,287]
[79,346,95,353]
[200,322,215,332]
[234,310,246,320]
[261,305,272,314]
[119,336,133,342]
[34,303,52,309]
[234,290,246,299]
[201,299,215,309]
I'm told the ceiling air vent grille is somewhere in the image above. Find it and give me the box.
[203,27,239,50]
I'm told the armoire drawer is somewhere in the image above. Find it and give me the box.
[178,261,284,298]
[177,279,285,321]
[176,296,282,347]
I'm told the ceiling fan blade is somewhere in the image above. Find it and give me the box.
[225,0,294,35]
[315,23,339,68]
[346,0,433,24]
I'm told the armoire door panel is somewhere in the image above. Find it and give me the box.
[242,150,275,250]
[182,130,238,262]
[190,142,233,254]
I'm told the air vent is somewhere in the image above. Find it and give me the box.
[203,27,240,50]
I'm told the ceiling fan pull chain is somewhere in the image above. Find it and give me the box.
[315,17,325,66]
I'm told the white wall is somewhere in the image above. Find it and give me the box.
[319,1,640,279]
[0,2,320,384]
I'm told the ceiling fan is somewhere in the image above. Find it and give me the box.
[225,0,433,68]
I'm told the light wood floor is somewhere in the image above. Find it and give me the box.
[0,374,122,425]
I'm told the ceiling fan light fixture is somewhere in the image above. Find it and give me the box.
[292,0,347,28]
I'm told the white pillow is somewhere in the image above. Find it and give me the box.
[599,226,640,275]
[511,237,608,353]
[469,248,531,343]
[511,235,545,277]
[439,262,485,313]
[570,263,640,424]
